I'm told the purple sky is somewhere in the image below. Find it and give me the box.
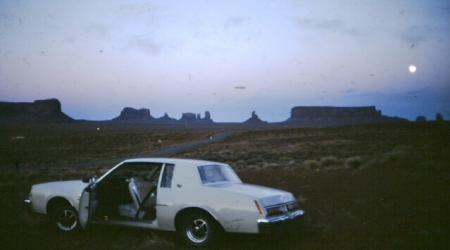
[1,0,449,122]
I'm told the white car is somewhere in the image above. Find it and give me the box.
[25,158,304,247]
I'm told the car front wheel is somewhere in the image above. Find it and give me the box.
[49,202,79,232]
[179,212,220,247]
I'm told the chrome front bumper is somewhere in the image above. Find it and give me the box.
[257,209,305,233]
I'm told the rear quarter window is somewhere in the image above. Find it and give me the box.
[197,164,241,184]
[160,164,175,188]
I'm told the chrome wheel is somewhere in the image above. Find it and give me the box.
[179,212,220,247]
[56,208,78,232]
[186,218,209,244]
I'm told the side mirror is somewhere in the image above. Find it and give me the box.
[82,176,97,184]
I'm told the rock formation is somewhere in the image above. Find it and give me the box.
[415,116,427,122]
[154,113,177,123]
[0,98,73,122]
[435,113,444,122]
[286,106,405,126]
[179,111,214,124]
[200,111,213,123]
[113,107,153,121]
[204,111,211,120]
[243,111,267,125]
[290,106,381,120]
[179,112,197,122]
[1,98,410,127]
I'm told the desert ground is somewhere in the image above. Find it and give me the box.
[0,122,449,249]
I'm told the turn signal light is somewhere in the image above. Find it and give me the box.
[254,200,263,215]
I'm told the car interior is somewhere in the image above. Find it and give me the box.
[93,162,162,221]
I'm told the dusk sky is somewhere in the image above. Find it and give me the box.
[1,0,449,122]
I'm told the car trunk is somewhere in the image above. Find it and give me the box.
[208,182,295,207]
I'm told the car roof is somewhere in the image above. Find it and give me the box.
[122,157,225,167]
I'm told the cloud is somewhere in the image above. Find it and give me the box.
[131,35,161,55]
[405,88,426,96]
[399,25,430,47]
[296,18,361,36]
[343,88,357,94]
[223,17,249,30]
[83,24,111,38]
[62,35,78,43]
[399,24,450,47]
[117,2,157,16]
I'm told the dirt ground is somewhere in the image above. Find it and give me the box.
[0,122,449,249]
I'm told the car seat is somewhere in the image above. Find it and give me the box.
[118,178,145,219]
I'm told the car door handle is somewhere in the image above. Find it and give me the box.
[177,184,182,188]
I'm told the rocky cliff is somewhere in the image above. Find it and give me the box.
[154,113,177,124]
[0,98,73,122]
[179,112,197,122]
[113,107,153,121]
[179,111,214,124]
[243,111,268,125]
[287,106,405,126]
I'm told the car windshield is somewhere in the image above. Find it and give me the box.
[197,165,241,184]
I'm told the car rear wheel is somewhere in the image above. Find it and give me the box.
[49,202,79,232]
[179,212,220,247]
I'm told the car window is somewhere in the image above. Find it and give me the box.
[197,164,241,184]
[108,162,162,181]
[160,164,175,188]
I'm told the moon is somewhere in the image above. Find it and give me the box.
[409,64,417,73]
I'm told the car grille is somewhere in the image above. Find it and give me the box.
[265,201,299,217]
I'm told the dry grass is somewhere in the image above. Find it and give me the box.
[178,122,450,249]
[344,156,363,169]
[303,159,320,170]
[0,123,216,168]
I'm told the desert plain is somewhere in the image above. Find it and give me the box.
[0,122,449,249]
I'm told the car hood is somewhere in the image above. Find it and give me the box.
[32,180,88,195]
[209,183,295,207]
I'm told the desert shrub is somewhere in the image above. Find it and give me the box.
[278,156,294,165]
[233,160,246,170]
[320,156,340,167]
[382,145,410,163]
[262,162,280,169]
[345,156,362,169]
[303,159,320,170]
[246,155,263,165]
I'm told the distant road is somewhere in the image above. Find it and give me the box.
[66,131,238,169]
[145,131,236,157]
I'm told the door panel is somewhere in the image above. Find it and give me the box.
[78,189,90,228]
[79,187,97,228]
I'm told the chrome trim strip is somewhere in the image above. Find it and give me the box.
[257,209,304,224]
[264,201,297,209]
[92,219,160,230]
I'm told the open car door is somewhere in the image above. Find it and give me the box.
[78,186,97,228]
